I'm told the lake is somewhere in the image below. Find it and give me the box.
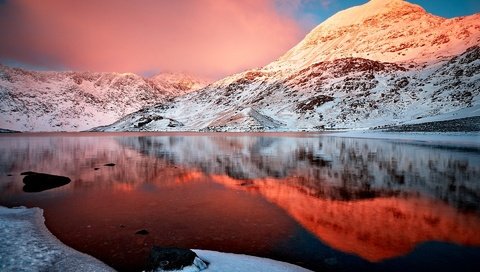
[0,132,479,272]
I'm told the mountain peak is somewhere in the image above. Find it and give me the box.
[266,0,479,72]
[151,72,210,92]
[319,0,426,30]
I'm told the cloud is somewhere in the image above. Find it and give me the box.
[0,0,304,78]
[274,0,332,31]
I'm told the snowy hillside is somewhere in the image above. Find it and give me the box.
[96,0,480,132]
[270,0,480,71]
[0,65,208,131]
[96,45,479,132]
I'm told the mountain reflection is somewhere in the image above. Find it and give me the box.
[0,133,479,264]
[118,135,480,212]
[115,134,480,261]
[210,174,480,261]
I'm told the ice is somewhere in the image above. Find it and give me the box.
[328,131,480,148]
[0,206,114,272]
[0,206,312,272]
[193,250,312,272]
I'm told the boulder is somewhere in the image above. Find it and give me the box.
[147,247,207,272]
[22,172,71,192]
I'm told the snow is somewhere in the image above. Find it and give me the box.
[0,206,114,272]
[271,0,480,71]
[0,66,208,132]
[0,206,311,272]
[401,104,480,125]
[319,0,425,30]
[192,250,311,272]
[2,0,479,133]
[96,45,480,132]
[93,0,480,133]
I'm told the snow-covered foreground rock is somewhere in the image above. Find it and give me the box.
[94,0,480,132]
[0,66,208,131]
[0,206,311,272]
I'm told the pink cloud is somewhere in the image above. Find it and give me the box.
[0,0,304,78]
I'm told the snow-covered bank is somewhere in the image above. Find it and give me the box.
[192,250,311,272]
[328,131,480,148]
[0,206,114,272]
[0,206,311,272]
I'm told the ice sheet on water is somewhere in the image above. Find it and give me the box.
[329,131,480,148]
[0,206,312,272]
[0,206,114,272]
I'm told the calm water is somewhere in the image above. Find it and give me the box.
[1,132,480,272]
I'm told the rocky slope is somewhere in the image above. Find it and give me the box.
[96,0,480,132]
[97,45,480,131]
[0,65,208,131]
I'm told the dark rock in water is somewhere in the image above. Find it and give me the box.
[20,171,37,175]
[135,229,149,235]
[22,172,71,192]
[147,247,207,272]
[104,163,116,167]
[94,167,100,170]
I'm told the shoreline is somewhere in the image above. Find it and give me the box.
[0,206,311,272]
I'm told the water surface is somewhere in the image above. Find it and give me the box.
[1,132,479,271]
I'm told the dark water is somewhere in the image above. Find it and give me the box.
[0,132,479,272]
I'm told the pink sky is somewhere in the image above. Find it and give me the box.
[0,0,305,79]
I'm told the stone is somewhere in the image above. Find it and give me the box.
[104,163,116,167]
[146,247,207,272]
[135,229,149,235]
[20,171,37,175]
[22,172,71,192]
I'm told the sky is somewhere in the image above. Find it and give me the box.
[0,0,479,79]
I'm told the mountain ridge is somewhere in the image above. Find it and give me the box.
[94,0,480,132]
[268,0,480,72]
[0,65,208,131]
[1,0,479,132]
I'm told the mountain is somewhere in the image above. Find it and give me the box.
[269,0,480,71]
[0,65,208,131]
[95,0,480,132]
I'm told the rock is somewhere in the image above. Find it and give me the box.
[104,163,116,167]
[22,172,71,192]
[135,229,149,235]
[147,247,207,272]
[20,171,37,175]
[94,167,100,170]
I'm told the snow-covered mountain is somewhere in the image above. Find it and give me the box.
[96,0,480,132]
[269,0,480,71]
[0,65,208,131]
